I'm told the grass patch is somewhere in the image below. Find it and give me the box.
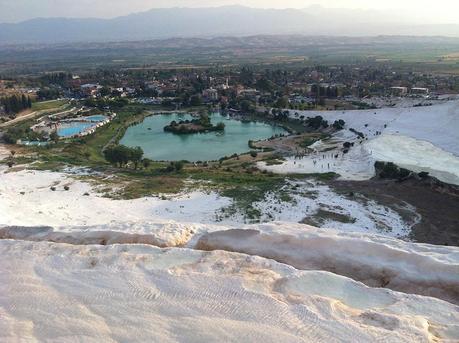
[111,175,184,199]
[303,208,356,226]
[300,137,319,148]
[32,100,68,111]
[262,153,286,166]
[315,209,356,224]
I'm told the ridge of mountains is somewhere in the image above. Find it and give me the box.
[1,5,459,44]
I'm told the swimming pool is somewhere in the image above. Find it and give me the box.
[57,115,108,137]
[84,115,108,122]
[58,122,95,138]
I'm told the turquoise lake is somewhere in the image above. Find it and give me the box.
[120,113,287,161]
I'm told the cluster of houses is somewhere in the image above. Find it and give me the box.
[29,65,456,114]
[390,87,430,97]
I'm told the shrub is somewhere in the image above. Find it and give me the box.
[375,161,412,180]
[166,161,185,172]
[379,162,399,179]
[418,171,430,178]
[333,119,345,130]
[174,161,185,171]
[142,158,152,169]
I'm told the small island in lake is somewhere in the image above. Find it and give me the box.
[164,113,225,134]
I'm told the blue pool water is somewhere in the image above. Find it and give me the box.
[57,115,108,137]
[58,122,95,137]
[85,115,107,122]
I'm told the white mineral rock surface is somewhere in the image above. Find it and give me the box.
[260,100,459,185]
[1,237,458,342]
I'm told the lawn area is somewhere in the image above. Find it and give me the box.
[31,99,68,111]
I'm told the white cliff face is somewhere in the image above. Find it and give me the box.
[195,223,459,305]
[262,100,459,185]
[3,221,457,303]
[1,238,458,343]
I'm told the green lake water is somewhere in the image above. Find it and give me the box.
[120,113,286,161]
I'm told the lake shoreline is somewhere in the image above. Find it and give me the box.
[120,112,287,162]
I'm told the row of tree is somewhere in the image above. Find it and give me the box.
[104,145,144,169]
[0,94,32,114]
[37,87,61,101]
[84,97,129,110]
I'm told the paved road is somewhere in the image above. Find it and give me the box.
[0,106,75,129]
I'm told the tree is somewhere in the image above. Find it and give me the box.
[274,96,288,109]
[37,88,61,100]
[190,95,203,107]
[100,86,111,97]
[0,94,32,114]
[142,158,152,169]
[3,127,24,144]
[129,146,144,170]
[49,131,60,143]
[198,113,211,127]
[104,145,128,167]
[104,145,144,169]
[240,100,255,113]
[306,116,326,130]
[255,77,275,92]
[240,67,254,86]
[333,119,345,130]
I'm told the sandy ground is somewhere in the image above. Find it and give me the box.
[0,144,11,161]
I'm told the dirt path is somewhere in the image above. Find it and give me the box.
[330,178,459,246]
[0,105,74,128]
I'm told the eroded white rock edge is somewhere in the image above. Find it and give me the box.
[1,238,458,343]
[2,222,458,305]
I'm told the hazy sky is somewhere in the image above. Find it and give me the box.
[1,0,459,24]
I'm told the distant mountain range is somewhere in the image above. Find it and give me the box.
[1,5,459,44]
